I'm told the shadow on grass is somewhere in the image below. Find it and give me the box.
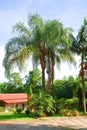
[0,124,87,130]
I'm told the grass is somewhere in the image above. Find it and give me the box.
[0,110,85,121]
[0,112,35,121]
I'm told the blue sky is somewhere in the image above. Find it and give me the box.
[0,0,87,82]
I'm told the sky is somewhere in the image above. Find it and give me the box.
[0,0,87,82]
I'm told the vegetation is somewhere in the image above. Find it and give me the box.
[3,13,75,92]
[1,13,87,116]
[0,113,34,121]
[71,17,87,114]
[16,107,22,114]
[27,91,55,117]
[0,72,25,93]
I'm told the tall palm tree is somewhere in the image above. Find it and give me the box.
[3,13,75,93]
[71,17,87,114]
[28,14,47,88]
[3,14,47,88]
[44,20,75,92]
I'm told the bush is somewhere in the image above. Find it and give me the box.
[58,109,71,116]
[55,98,79,115]
[27,91,55,117]
[64,98,79,109]
[25,109,30,115]
[16,107,22,114]
[57,98,79,110]
[55,98,66,112]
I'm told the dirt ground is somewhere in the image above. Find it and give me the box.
[0,117,87,130]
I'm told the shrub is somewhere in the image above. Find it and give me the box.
[16,107,22,114]
[58,109,70,116]
[64,98,79,109]
[55,98,66,112]
[25,109,30,115]
[56,98,79,111]
[27,91,55,117]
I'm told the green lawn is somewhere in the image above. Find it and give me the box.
[0,112,35,121]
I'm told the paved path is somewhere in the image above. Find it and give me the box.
[0,117,87,130]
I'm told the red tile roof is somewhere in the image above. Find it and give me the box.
[0,93,28,104]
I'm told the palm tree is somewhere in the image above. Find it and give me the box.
[3,14,48,88]
[44,20,75,92]
[3,16,34,77]
[3,13,75,93]
[71,17,87,114]
[28,14,47,88]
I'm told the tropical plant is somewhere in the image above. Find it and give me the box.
[71,17,87,114]
[3,13,75,93]
[27,90,55,116]
[3,13,47,88]
[44,21,75,92]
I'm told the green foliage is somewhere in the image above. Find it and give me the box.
[27,90,55,116]
[0,72,26,93]
[71,17,87,114]
[56,98,79,112]
[0,83,6,93]
[64,98,79,109]
[24,68,42,94]
[0,113,33,121]
[1,82,25,93]
[3,13,75,90]
[9,72,23,87]
[16,107,22,114]
[25,109,30,115]
[54,76,80,99]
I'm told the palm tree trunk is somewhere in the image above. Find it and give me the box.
[42,67,45,88]
[46,55,52,93]
[39,43,47,89]
[81,53,86,114]
[40,55,45,88]
[51,54,55,85]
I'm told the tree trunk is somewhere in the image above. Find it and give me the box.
[46,55,52,93]
[42,67,45,88]
[51,54,55,85]
[39,43,47,89]
[81,53,86,114]
[40,55,45,89]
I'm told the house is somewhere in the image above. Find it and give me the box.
[0,93,28,112]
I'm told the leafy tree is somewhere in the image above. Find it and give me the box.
[9,72,23,86]
[24,68,42,94]
[0,72,25,93]
[54,76,80,99]
[0,83,6,93]
[2,82,25,93]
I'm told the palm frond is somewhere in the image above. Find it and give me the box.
[13,21,31,37]
[3,36,32,78]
